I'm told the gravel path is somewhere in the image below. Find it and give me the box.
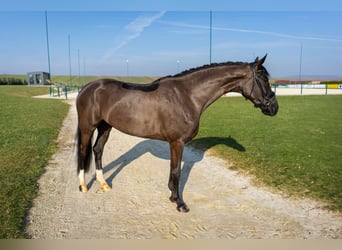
[25,100,341,239]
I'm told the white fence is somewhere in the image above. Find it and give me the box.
[273,83,342,96]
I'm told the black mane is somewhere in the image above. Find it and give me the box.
[127,60,269,87]
[122,82,160,92]
[174,61,246,77]
[155,61,247,82]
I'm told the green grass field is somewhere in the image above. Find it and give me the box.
[0,77,158,238]
[0,83,341,238]
[192,95,342,210]
[0,86,69,238]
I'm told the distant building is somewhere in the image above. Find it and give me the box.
[27,71,51,85]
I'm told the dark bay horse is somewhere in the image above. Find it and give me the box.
[76,55,278,212]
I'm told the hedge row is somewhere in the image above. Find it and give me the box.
[0,78,28,85]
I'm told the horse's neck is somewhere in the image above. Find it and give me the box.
[180,66,246,112]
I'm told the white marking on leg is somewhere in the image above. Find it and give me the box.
[96,169,111,191]
[96,169,105,183]
[78,169,88,192]
[79,169,85,185]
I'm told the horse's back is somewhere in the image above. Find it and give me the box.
[79,79,121,94]
[78,78,160,98]
[77,79,120,103]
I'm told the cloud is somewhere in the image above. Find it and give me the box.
[162,21,342,43]
[215,27,342,43]
[215,41,296,50]
[102,11,165,60]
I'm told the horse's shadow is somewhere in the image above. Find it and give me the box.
[88,136,245,197]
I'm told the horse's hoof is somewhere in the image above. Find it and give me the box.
[177,203,190,213]
[169,196,190,212]
[101,183,111,191]
[79,184,88,193]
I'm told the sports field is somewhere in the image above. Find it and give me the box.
[195,95,342,210]
[0,86,69,238]
[0,84,341,238]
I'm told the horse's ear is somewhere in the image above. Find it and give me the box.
[254,54,267,66]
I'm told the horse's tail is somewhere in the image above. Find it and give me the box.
[76,126,92,174]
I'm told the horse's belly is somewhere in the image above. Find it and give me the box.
[106,109,166,140]
[105,99,195,141]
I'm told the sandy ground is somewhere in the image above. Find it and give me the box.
[26,92,342,239]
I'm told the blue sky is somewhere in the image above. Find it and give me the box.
[1,1,342,78]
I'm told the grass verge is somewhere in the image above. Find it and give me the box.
[1,85,340,238]
[0,86,69,238]
[191,95,342,211]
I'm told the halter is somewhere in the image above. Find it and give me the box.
[249,63,275,107]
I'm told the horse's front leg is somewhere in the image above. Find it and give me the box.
[168,140,189,212]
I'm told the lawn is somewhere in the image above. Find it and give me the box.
[0,77,158,238]
[0,86,69,238]
[0,84,341,238]
[192,95,342,210]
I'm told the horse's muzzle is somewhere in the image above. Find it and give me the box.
[256,92,278,116]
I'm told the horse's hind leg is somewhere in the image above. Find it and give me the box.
[77,127,95,193]
[93,120,112,191]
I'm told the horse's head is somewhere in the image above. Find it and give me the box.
[242,55,278,116]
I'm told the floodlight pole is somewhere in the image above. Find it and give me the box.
[68,34,72,84]
[299,41,303,95]
[126,59,129,77]
[209,11,213,64]
[83,56,86,76]
[45,11,51,76]
[78,49,81,85]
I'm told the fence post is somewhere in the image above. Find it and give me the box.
[65,89,68,99]
[300,84,303,95]
[325,84,328,95]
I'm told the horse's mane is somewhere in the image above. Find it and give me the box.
[120,60,270,90]
[122,81,160,92]
[150,60,269,85]
[176,61,247,77]
[154,61,247,82]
